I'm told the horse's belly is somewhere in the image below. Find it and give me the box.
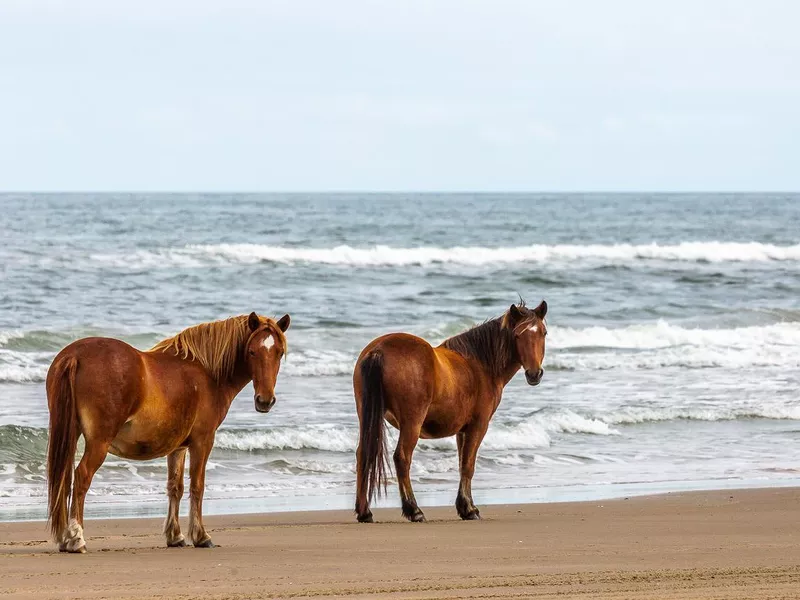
[420,418,460,439]
[384,410,459,439]
[109,417,191,460]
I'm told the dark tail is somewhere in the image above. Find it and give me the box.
[46,356,79,543]
[355,351,389,516]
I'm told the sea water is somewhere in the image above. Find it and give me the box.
[1,193,799,520]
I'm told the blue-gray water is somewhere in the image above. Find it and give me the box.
[1,193,800,521]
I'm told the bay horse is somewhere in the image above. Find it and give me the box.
[46,312,290,553]
[354,300,547,523]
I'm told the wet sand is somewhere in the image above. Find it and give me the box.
[1,487,799,599]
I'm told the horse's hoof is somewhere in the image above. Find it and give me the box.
[357,513,374,523]
[59,542,86,553]
[461,510,481,521]
[167,539,187,548]
[410,511,427,523]
[194,539,216,548]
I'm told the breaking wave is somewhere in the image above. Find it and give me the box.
[213,411,617,455]
[89,241,800,269]
[550,320,800,370]
[3,319,800,382]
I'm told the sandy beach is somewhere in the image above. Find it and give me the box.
[1,487,799,599]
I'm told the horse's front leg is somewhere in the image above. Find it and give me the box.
[188,438,215,548]
[164,447,187,547]
[455,424,488,520]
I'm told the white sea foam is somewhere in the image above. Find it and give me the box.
[211,401,800,457]
[0,331,26,347]
[213,410,615,455]
[3,321,799,383]
[0,350,50,383]
[271,321,800,375]
[548,321,800,370]
[552,320,800,351]
[90,241,800,269]
[214,426,358,453]
[271,459,355,475]
[600,405,800,424]
[282,349,354,377]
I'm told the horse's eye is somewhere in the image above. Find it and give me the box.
[248,349,255,356]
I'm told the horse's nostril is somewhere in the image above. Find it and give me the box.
[268,397,276,408]
[255,395,263,405]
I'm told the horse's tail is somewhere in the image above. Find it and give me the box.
[46,356,80,543]
[355,350,389,516]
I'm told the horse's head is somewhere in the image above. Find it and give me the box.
[245,312,291,413]
[506,300,547,386]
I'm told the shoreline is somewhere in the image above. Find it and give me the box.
[2,487,799,599]
[4,476,800,524]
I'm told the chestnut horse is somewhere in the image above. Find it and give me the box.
[354,300,547,523]
[46,312,290,553]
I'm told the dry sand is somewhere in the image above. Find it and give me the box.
[2,487,799,599]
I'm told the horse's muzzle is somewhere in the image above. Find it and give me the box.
[525,369,543,386]
[255,395,277,413]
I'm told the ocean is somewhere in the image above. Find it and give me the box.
[1,193,799,522]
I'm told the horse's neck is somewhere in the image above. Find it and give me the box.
[497,356,523,389]
[468,352,521,406]
[227,364,253,396]
[215,362,253,415]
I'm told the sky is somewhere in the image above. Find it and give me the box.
[0,1,798,192]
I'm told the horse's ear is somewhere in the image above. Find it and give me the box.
[276,314,291,332]
[533,300,548,319]
[508,304,525,323]
[248,312,261,332]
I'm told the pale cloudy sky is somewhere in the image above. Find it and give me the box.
[0,1,797,191]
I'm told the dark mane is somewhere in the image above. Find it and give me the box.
[441,317,516,377]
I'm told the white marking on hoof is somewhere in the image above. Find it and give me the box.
[263,335,274,350]
[64,518,86,553]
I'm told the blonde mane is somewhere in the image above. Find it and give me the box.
[148,315,286,382]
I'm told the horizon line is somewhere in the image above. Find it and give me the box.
[1,190,799,196]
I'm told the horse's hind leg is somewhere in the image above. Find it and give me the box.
[188,439,215,548]
[354,438,374,523]
[163,448,187,547]
[61,438,110,553]
[395,423,425,522]
[455,425,487,520]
